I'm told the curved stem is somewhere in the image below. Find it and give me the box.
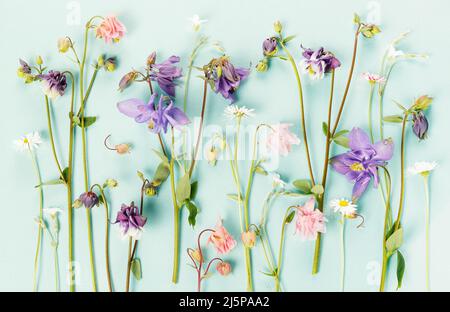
[368,84,375,143]
[340,215,345,292]
[423,175,430,291]
[30,149,43,292]
[44,96,64,178]
[279,41,315,185]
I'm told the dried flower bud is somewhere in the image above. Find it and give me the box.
[105,178,118,188]
[72,199,82,209]
[147,51,157,67]
[189,249,202,262]
[256,59,268,72]
[118,71,137,92]
[241,231,256,248]
[413,95,433,111]
[412,111,429,140]
[97,55,105,67]
[216,262,232,276]
[144,182,158,197]
[360,24,381,38]
[58,37,72,53]
[207,146,219,166]
[115,143,131,154]
[105,57,117,72]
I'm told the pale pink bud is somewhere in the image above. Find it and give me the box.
[115,143,131,154]
[216,262,231,276]
[241,231,256,248]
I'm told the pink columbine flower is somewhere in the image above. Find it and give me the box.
[361,72,385,84]
[295,198,327,240]
[266,123,300,156]
[96,15,126,43]
[241,231,256,248]
[208,220,237,254]
[216,262,232,276]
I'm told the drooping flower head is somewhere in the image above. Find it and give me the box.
[241,231,256,248]
[204,56,250,102]
[38,70,67,99]
[148,53,182,97]
[412,111,429,140]
[96,15,126,43]
[266,123,300,156]
[207,220,237,254]
[17,59,32,81]
[117,94,190,133]
[295,198,327,240]
[188,15,207,32]
[361,72,386,84]
[78,192,99,209]
[118,71,138,92]
[216,262,232,276]
[330,128,394,200]
[14,131,42,152]
[330,198,357,218]
[113,202,147,239]
[263,37,278,56]
[300,46,341,80]
[408,161,437,177]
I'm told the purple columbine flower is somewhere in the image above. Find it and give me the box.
[412,111,428,140]
[117,94,190,133]
[263,37,278,56]
[148,53,182,97]
[330,128,394,200]
[39,70,67,99]
[113,202,147,239]
[18,59,31,74]
[300,46,341,80]
[207,56,250,102]
[79,192,99,209]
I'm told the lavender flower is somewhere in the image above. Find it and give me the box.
[300,47,341,80]
[118,71,138,92]
[38,70,67,99]
[117,94,190,133]
[79,192,99,209]
[263,37,278,56]
[412,111,429,140]
[330,128,394,199]
[113,202,147,239]
[206,56,250,102]
[148,53,182,97]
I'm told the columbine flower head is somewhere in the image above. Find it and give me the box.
[188,15,207,32]
[43,208,62,218]
[118,71,138,92]
[412,111,429,140]
[408,161,437,177]
[271,172,286,189]
[224,105,254,119]
[78,192,99,209]
[300,46,341,80]
[117,94,190,133]
[207,219,237,254]
[204,56,250,102]
[241,231,256,248]
[266,123,300,156]
[330,128,394,200]
[148,53,183,97]
[113,202,147,239]
[96,15,126,43]
[216,262,232,276]
[17,59,34,83]
[330,198,357,218]
[295,198,327,241]
[57,37,72,53]
[14,131,42,152]
[385,31,428,65]
[38,70,67,99]
[361,72,386,84]
[262,37,278,56]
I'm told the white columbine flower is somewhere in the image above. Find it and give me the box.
[188,15,207,32]
[330,198,357,218]
[408,161,437,176]
[43,207,62,218]
[271,172,286,189]
[224,105,255,119]
[14,131,42,152]
[386,31,428,64]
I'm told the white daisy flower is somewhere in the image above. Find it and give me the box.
[330,198,357,218]
[361,72,386,84]
[14,131,43,152]
[188,15,207,32]
[407,161,437,176]
[224,105,255,120]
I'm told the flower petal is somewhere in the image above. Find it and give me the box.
[348,127,371,151]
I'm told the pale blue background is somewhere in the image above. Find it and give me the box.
[0,0,449,292]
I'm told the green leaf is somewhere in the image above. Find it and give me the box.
[292,179,312,194]
[285,210,296,224]
[71,113,97,128]
[311,184,324,196]
[333,135,350,148]
[322,122,329,136]
[35,179,65,188]
[254,166,268,176]
[131,258,142,280]
[152,149,169,165]
[393,100,407,112]
[176,174,191,206]
[353,13,361,25]
[186,201,198,227]
[282,35,296,44]
[153,162,170,185]
[333,130,349,139]
[386,228,403,255]
[226,193,243,202]
[396,250,405,290]
[61,167,69,184]
[383,115,404,123]
[137,170,145,182]
[190,181,198,200]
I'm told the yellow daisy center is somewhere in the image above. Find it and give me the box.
[339,200,349,207]
[23,138,29,144]
[350,162,364,172]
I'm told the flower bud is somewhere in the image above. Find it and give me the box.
[97,55,105,67]
[360,24,381,38]
[79,192,99,209]
[115,143,131,154]
[36,56,43,65]
[105,178,118,188]
[274,20,282,33]
[263,37,278,56]
[144,182,158,197]
[189,249,202,262]
[207,146,219,166]
[118,71,137,92]
[58,37,72,53]
[412,111,429,140]
[147,51,157,67]
[216,262,232,276]
[241,231,256,248]
[105,57,116,72]
[256,59,268,72]
[72,199,82,209]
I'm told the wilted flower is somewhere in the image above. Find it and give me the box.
[113,202,147,239]
[14,131,42,152]
[17,59,31,76]
[205,56,250,102]
[241,231,256,248]
[118,71,138,92]
[96,15,126,43]
[412,111,429,140]
[115,143,131,154]
[117,94,190,133]
[300,47,341,80]
[271,172,286,189]
[104,57,117,72]
[295,198,327,240]
[255,59,268,72]
[216,262,232,276]
[189,248,202,262]
[329,198,357,218]
[149,54,182,97]
[207,220,237,254]
[359,24,381,38]
[263,37,278,56]
[72,199,82,209]
[330,128,394,199]
[38,70,67,99]
[224,105,254,119]
[104,178,118,188]
[385,31,428,64]
[266,123,300,156]
[58,37,72,53]
[408,161,437,177]
[207,146,219,166]
[43,208,62,218]
[361,72,385,84]
[78,192,99,209]
[188,14,207,32]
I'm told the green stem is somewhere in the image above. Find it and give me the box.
[368,83,375,143]
[340,216,345,292]
[423,175,430,291]
[379,166,392,292]
[30,149,43,292]
[125,237,133,292]
[394,113,409,232]
[44,96,64,178]
[54,246,60,292]
[275,207,294,292]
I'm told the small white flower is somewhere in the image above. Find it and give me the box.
[386,31,428,63]
[224,105,255,119]
[407,161,437,176]
[14,131,43,152]
[330,198,357,218]
[271,172,286,189]
[188,15,207,32]
[361,72,386,84]
[43,208,62,217]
